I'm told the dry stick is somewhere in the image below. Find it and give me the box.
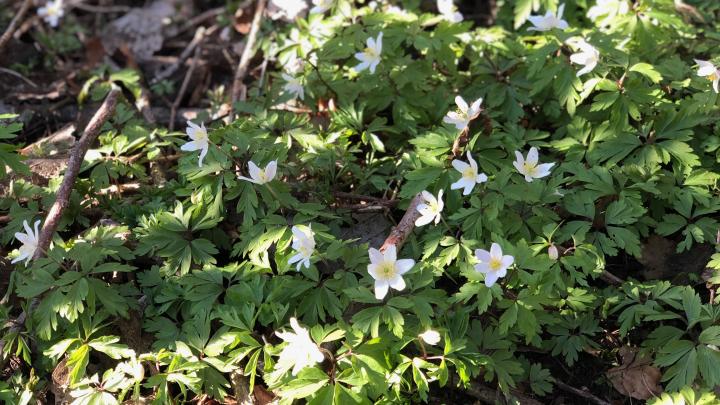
[0,88,121,358]
[0,0,32,53]
[553,380,611,405]
[170,44,203,131]
[34,88,122,258]
[230,0,267,117]
[380,194,424,252]
[152,26,209,85]
[600,269,624,285]
[0,67,37,87]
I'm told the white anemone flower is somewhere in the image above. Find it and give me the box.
[474,243,514,288]
[415,190,444,227]
[443,96,482,131]
[275,317,325,376]
[238,161,278,184]
[695,59,720,93]
[310,0,333,14]
[513,147,554,182]
[587,0,629,26]
[354,32,383,74]
[38,0,65,27]
[11,220,41,266]
[419,330,441,346]
[437,0,463,23]
[451,151,488,195]
[268,0,308,20]
[181,121,210,167]
[569,39,600,76]
[288,225,315,271]
[282,73,305,100]
[527,3,570,32]
[367,245,415,300]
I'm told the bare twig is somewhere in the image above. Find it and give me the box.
[0,67,37,87]
[170,44,203,131]
[231,0,267,116]
[178,6,225,36]
[554,380,611,405]
[380,193,423,252]
[34,88,122,259]
[0,0,32,53]
[1,88,121,361]
[600,270,624,285]
[152,26,212,85]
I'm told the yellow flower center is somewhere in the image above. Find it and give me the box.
[195,130,208,142]
[378,262,396,279]
[709,73,718,82]
[462,167,476,180]
[299,244,313,257]
[47,5,61,16]
[258,171,268,182]
[364,47,378,59]
[523,162,538,176]
[489,258,503,271]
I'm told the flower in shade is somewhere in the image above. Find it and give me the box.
[437,0,463,23]
[238,161,278,184]
[282,73,305,100]
[474,243,514,287]
[569,39,600,76]
[38,0,65,27]
[310,0,333,14]
[527,3,569,32]
[275,317,325,376]
[354,32,383,74]
[367,245,415,300]
[181,121,210,167]
[513,147,554,182]
[695,59,720,93]
[548,244,559,260]
[419,329,441,345]
[443,96,482,131]
[288,225,315,271]
[451,151,488,195]
[11,220,41,266]
[415,190,444,227]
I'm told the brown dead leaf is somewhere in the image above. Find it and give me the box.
[606,346,663,400]
[84,37,107,68]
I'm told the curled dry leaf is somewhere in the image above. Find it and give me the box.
[102,0,190,61]
[606,346,663,400]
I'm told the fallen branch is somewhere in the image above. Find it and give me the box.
[231,0,267,116]
[1,88,121,361]
[34,88,122,258]
[380,193,423,252]
[0,0,32,53]
[554,380,611,405]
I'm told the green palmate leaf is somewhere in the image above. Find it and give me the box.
[629,63,663,83]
